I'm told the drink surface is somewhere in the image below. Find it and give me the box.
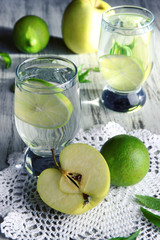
[15,66,81,157]
[98,13,153,92]
[104,13,150,29]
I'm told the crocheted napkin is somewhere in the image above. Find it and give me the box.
[0,122,160,240]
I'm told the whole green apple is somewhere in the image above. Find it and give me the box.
[62,0,111,54]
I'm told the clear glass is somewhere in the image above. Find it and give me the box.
[98,5,155,112]
[14,56,81,175]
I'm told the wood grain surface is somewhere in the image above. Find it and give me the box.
[0,0,159,239]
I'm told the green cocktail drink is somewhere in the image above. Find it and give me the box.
[98,6,154,112]
[14,57,81,175]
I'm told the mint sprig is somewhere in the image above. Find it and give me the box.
[108,229,140,240]
[78,64,99,83]
[0,52,11,68]
[109,38,135,57]
[109,42,132,57]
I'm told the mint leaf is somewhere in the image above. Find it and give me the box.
[91,66,100,72]
[108,229,140,240]
[141,207,160,228]
[109,40,134,57]
[78,68,91,83]
[0,52,11,68]
[77,64,84,76]
[77,65,99,83]
[136,195,160,210]
[78,64,91,83]
[109,41,119,55]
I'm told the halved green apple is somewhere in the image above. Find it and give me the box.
[37,143,110,214]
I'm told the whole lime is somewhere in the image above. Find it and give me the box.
[100,134,150,186]
[13,15,49,53]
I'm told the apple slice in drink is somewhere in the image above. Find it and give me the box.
[15,78,73,128]
[37,143,110,214]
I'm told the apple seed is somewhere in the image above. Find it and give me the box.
[66,174,80,189]
[68,172,82,183]
[83,193,90,206]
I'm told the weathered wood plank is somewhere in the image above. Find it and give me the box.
[0,0,160,238]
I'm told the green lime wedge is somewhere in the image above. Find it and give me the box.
[99,55,144,91]
[15,78,73,128]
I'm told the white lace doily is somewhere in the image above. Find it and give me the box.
[0,122,160,240]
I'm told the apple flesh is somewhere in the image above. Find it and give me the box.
[37,143,110,214]
[62,0,111,54]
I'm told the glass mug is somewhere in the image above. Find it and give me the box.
[14,56,81,175]
[98,5,155,112]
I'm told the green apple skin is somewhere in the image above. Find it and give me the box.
[62,0,111,54]
[37,143,110,215]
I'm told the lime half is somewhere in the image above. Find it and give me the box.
[15,79,73,128]
[99,55,144,91]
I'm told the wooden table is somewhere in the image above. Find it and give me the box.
[0,0,159,239]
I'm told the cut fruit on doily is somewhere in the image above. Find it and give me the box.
[0,122,160,240]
